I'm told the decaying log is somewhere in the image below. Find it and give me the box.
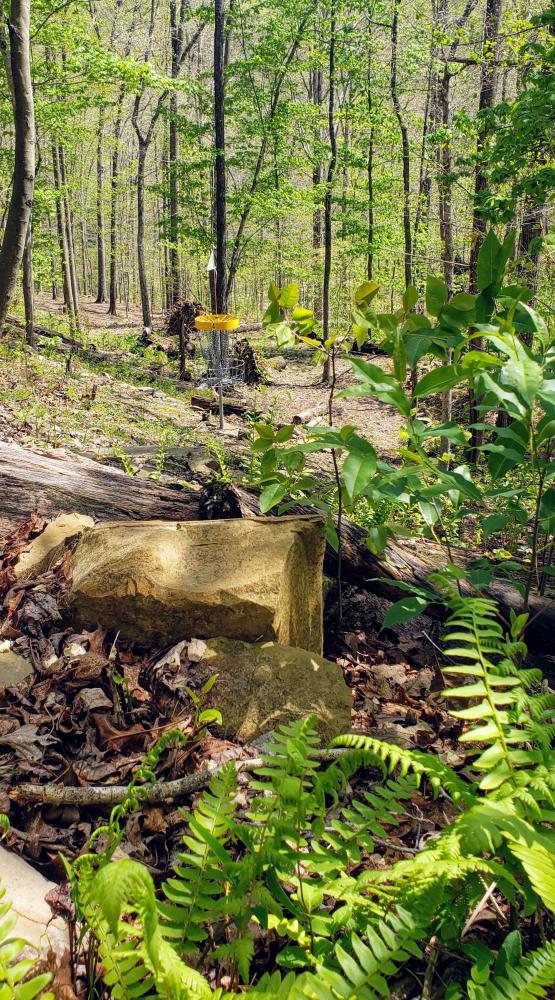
[200,482,554,653]
[190,394,258,418]
[0,442,202,537]
[292,401,327,425]
[0,446,551,651]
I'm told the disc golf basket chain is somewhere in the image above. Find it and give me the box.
[194,313,245,429]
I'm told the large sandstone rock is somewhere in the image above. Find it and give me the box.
[68,516,325,652]
[0,845,68,955]
[193,637,352,742]
[15,512,94,579]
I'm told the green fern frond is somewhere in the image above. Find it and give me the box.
[470,939,555,999]
[83,859,212,999]
[161,760,238,951]
[329,732,473,804]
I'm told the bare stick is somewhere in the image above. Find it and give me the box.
[12,748,351,807]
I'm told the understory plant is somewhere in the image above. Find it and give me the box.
[252,229,555,619]
[61,583,555,998]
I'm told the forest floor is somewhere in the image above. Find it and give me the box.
[0,295,402,475]
[0,295,513,973]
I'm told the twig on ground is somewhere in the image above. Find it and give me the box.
[12,747,351,806]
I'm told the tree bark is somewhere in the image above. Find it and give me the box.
[214,0,227,312]
[59,145,80,315]
[0,442,202,537]
[366,35,375,281]
[136,140,152,334]
[0,0,35,332]
[311,65,324,320]
[390,0,412,287]
[22,217,34,346]
[468,0,503,293]
[52,143,77,331]
[95,108,107,302]
[322,0,337,385]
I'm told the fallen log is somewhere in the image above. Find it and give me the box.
[200,482,554,653]
[0,442,202,537]
[190,394,258,418]
[292,401,327,425]
[0,445,551,651]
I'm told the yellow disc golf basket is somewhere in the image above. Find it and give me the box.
[194,313,243,429]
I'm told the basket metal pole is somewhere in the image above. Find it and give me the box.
[218,327,225,429]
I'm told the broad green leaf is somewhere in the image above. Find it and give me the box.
[342,449,377,500]
[382,595,428,629]
[482,514,510,538]
[354,280,380,306]
[477,230,501,291]
[425,275,448,317]
[278,282,299,309]
[259,480,286,513]
[413,364,463,398]
[344,358,411,416]
[403,284,418,311]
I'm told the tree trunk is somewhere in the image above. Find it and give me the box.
[322,0,337,385]
[59,145,80,315]
[108,94,125,315]
[366,37,375,281]
[517,198,546,327]
[390,0,412,287]
[311,65,323,320]
[22,217,34,346]
[468,0,503,293]
[95,108,107,302]
[0,0,35,332]
[52,143,77,331]
[136,141,152,334]
[214,0,227,312]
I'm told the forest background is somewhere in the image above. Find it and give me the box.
[1,0,553,341]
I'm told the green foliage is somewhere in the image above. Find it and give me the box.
[0,885,53,1000]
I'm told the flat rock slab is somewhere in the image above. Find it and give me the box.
[196,637,352,742]
[69,516,325,653]
[0,846,68,955]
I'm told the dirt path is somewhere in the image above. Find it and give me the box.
[2,296,402,471]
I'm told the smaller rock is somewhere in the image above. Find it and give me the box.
[0,845,69,955]
[15,512,94,580]
[196,637,352,742]
[0,648,33,689]
[268,355,286,371]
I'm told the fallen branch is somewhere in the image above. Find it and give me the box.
[12,747,351,806]
[292,401,327,425]
[190,394,258,418]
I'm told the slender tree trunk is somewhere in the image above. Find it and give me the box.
[0,0,35,332]
[59,145,80,314]
[312,66,323,321]
[366,36,375,280]
[214,0,227,311]
[22,217,34,346]
[52,143,76,330]
[169,0,181,304]
[322,0,337,385]
[517,199,546,323]
[390,0,412,287]
[95,108,107,302]
[108,92,125,315]
[468,0,503,293]
[468,0,503,460]
[136,140,152,334]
